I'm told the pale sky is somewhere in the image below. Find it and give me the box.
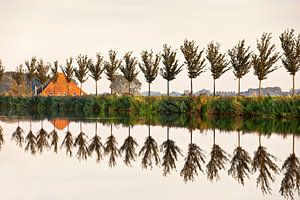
[0,0,300,94]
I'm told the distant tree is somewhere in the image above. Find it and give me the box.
[279,29,300,97]
[120,52,139,95]
[12,64,25,96]
[228,40,252,96]
[139,50,161,96]
[51,60,60,95]
[75,54,90,95]
[206,42,230,96]
[105,50,122,95]
[181,40,206,95]
[0,59,4,83]
[61,57,74,96]
[89,54,106,95]
[36,59,50,94]
[110,75,141,95]
[160,44,183,96]
[253,33,280,97]
[25,57,37,96]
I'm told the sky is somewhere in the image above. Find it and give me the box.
[0,0,300,94]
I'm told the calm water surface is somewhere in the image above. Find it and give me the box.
[0,117,299,200]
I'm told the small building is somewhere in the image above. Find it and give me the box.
[40,73,86,96]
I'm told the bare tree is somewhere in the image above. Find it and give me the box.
[89,54,106,95]
[120,126,138,166]
[36,59,50,94]
[105,50,122,95]
[25,57,37,96]
[61,57,74,96]
[75,54,90,95]
[12,64,25,96]
[120,52,139,95]
[51,60,60,95]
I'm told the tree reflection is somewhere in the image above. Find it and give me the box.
[252,133,279,194]
[25,121,37,155]
[104,124,120,167]
[160,126,182,176]
[280,134,300,199]
[180,129,205,182]
[120,126,138,166]
[61,124,73,157]
[206,129,230,181]
[89,122,104,162]
[49,120,59,153]
[0,126,4,150]
[74,122,89,160]
[36,121,49,153]
[139,124,160,169]
[11,120,24,147]
[228,131,252,185]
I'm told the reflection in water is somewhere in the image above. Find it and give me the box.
[280,134,300,199]
[88,122,104,162]
[104,124,120,167]
[11,120,24,147]
[160,126,183,176]
[228,131,252,185]
[1,117,300,200]
[252,133,280,194]
[139,124,160,169]
[180,129,206,182]
[25,120,37,155]
[74,122,89,160]
[206,129,230,181]
[120,126,138,166]
[36,121,49,153]
[0,125,4,149]
[61,125,74,156]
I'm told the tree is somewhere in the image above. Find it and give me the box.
[105,50,122,95]
[74,122,89,160]
[139,50,161,96]
[228,40,252,96]
[120,52,139,95]
[104,124,120,167]
[228,131,252,185]
[61,125,74,156]
[160,126,183,176]
[89,122,104,162]
[206,129,230,181]
[206,42,230,96]
[51,60,60,95]
[11,120,24,147]
[25,57,37,96]
[0,126,4,150]
[180,129,205,182]
[280,134,300,199]
[61,57,74,96]
[49,121,59,153]
[36,59,50,94]
[12,64,25,96]
[25,129,37,155]
[120,126,138,166]
[110,75,141,95]
[160,44,183,96]
[0,59,4,83]
[89,54,106,95]
[181,40,206,95]
[253,33,280,97]
[139,123,160,169]
[36,121,49,153]
[252,133,279,194]
[75,54,90,96]
[279,29,300,97]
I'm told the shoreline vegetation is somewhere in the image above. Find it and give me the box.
[0,95,299,118]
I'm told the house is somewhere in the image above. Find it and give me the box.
[40,73,86,96]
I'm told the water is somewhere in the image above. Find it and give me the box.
[0,116,299,200]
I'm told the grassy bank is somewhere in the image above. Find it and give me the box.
[0,95,300,118]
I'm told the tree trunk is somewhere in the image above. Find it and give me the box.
[80,83,82,96]
[190,78,193,96]
[259,80,262,97]
[128,81,131,95]
[67,82,70,96]
[292,74,295,97]
[95,80,98,95]
[292,134,295,154]
[238,78,241,96]
[54,82,56,96]
[213,79,216,96]
[128,126,131,136]
[148,124,150,137]
[148,82,151,97]
[30,80,32,96]
[167,126,169,140]
[213,129,216,144]
[238,131,240,147]
[190,129,193,144]
[17,85,19,97]
[167,80,169,96]
[111,82,113,95]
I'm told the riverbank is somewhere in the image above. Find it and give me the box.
[0,95,299,118]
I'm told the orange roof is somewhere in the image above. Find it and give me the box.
[50,119,70,130]
[41,73,87,96]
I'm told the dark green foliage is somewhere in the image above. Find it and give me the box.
[181,39,206,95]
[89,54,106,95]
[160,44,183,96]
[206,42,230,96]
